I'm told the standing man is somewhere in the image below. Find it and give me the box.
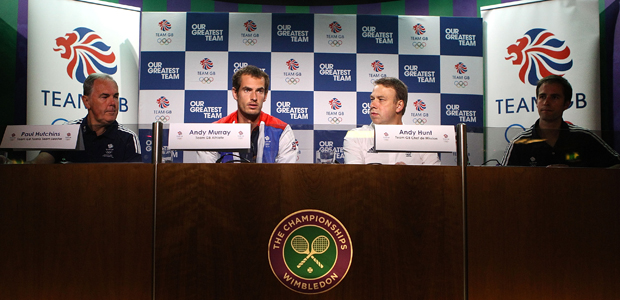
[196,65,297,163]
[343,77,440,165]
[32,73,141,163]
[502,75,620,167]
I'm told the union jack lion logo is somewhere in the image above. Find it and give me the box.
[329,21,342,34]
[413,24,426,35]
[245,20,257,32]
[505,28,572,85]
[329,98,342,110]
[286,59,299,71]
[371,60,384,72]
[53,27,117,83]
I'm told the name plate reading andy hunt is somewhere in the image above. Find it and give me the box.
[1,125,82,150]
[374,124,455,153]
[168,123,251,151]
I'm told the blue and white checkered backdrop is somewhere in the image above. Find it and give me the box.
[138,12,482,163]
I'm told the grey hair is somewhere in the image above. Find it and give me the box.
[83,73,117,97]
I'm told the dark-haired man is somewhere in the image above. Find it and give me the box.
[502,75,620,167]
[32,73,141,163]
[196,65,297,163]
[343,77,440,165]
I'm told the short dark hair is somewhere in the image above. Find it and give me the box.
[232,65,270,93]
[83,73,117,97]
[374,77,408,115]
[536,75,572,104]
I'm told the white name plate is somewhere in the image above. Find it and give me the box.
[168,123,251,150]
[374,125,456,153]
[1,125,82,150]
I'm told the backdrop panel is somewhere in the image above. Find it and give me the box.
[27,0,140,126]
[138,13,483,164]
[482,0,600,161]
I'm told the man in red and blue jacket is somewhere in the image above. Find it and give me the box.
[196,65,297,163]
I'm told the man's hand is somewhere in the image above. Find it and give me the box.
[29,152,55,164]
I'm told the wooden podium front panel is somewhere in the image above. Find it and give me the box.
[467,167,620,300]
[0,164,154,300]
[156,164,463,299]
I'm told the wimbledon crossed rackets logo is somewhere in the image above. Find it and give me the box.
[268,210,352,294]
[291,235,329,269]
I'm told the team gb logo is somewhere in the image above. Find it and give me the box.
[53,27,117,83]
[505,28,572,85]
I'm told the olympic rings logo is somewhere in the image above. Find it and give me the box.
[505,124,525,143]
[328,40,343,47]
[412,118,427,125]
[155,115,171,123]
[285,77,300,85]
[454,81,468,88]
[52,118,69,125]
[199,77,214,84]
[157,38,172,45]
[243,39,257,46]
[328,117,343,124]
[412,42,426,49]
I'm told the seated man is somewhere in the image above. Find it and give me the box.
[502,75,620,167]
[196,65,297,163]
[343,77,440,165]
[32,73,141,163]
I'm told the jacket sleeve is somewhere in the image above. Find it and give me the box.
[583,133,620,167]
[420,153,441,165]
[195,151,220,163]
[501,142,517,166]
[275,125,297,163]
[343,130,365,164]
[124,132,142,162]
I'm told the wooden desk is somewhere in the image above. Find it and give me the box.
[155,164,464,299]
[0,164,154,300]
[2,164,619,299]
[467,167,620,300]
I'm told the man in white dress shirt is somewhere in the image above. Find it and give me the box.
[343,77,440,165]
